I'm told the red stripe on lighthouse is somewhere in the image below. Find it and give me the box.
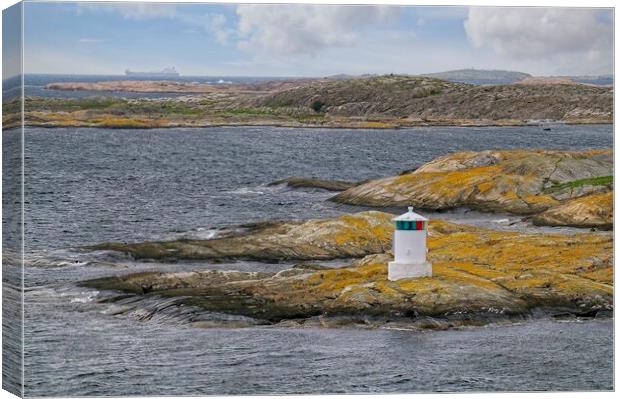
[416,221,423,230]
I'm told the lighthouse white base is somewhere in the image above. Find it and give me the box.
[388,261,432,280]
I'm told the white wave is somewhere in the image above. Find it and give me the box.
[223,187,265,195]
[161,227,223,241]
[61,288,100,303]
[192,228,219,240]
[57,260,89,267]
[181,229,220,240]
[70,294,96,303]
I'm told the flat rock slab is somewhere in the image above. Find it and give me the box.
[87,211,394,262]
[268,177,358,191]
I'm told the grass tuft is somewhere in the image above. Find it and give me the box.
[546,175,613,192]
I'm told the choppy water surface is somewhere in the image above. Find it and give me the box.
[4,124,613,395]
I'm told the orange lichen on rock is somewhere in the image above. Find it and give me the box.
[83,217,613,328]
[533,191,613,229]
[332,149,613,226]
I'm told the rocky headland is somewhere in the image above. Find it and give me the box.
[4,75,613,129]
[331,149,613,229]
[82,212,613,329]
[267,177,358,191]
[88,211,394,262]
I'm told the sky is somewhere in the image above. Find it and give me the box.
[11,1,615,77]
[3,3,22,79]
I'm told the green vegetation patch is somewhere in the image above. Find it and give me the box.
[311,99,325,113]
[23,96,205,117]
[546,175,613,192]
[2,98,21,114]
[25,96,124,112]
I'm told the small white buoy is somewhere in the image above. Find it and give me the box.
[388,206,432,280]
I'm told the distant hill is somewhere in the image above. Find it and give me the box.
[257,74,612,122]
[422,69,532,85]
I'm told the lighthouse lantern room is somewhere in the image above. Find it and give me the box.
[388,206,432,280]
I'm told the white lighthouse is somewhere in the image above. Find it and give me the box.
[388,207,432,280]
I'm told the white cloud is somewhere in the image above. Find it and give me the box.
[236,5,400,55]
[464,7,612,60]
[206,13,230,43]
[175,13,232,44]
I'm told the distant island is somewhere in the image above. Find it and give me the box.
[2,73,613,129]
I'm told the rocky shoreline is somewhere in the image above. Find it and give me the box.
[81,214,613,329]
[9,111,604,131]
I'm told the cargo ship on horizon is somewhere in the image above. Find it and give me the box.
[125,67,180,78]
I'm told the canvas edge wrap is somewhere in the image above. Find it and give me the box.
[2,1,25,397]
